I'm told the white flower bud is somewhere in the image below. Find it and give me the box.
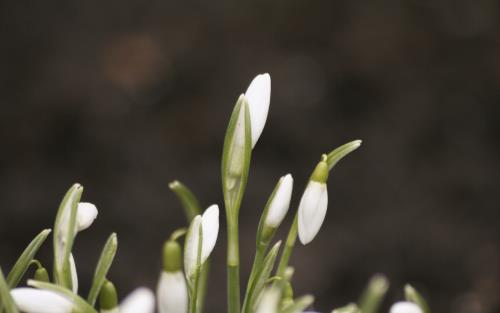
[297,181,328,245]
[389,302,423,313]
[265,174,293,228]
[156,271,188,313]
[245,73,271,148]
[11,288,73,313]
[76,202,98,232]
[120,288,155,313]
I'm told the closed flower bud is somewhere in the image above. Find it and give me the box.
[298,158,329,245]
[76,202,98,232]
[157,272,188,313]
[264,174,293,228]
[244,73,271,148]
[11,288,74,313]
[389,302,423,313]
[120,288,155,313]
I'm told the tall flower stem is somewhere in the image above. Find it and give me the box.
[276,214,298,278]
[227,216,240,313]
[241,241,267,313]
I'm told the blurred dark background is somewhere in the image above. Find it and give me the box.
[1,1,499,312]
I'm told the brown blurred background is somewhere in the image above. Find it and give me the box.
[1,1,499,312]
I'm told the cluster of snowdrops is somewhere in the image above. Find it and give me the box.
[0,74,431,313]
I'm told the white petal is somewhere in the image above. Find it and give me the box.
[265,174,293,228]
[201,205,219,262]
[184,215,202,280]
[157,271,188,313]
[255,287,280,313]
[245,73,271,148]
[389,302,423,313]
[69,253,78,294]
[120,288,155,313]
[76,202,98,232]
[298,181,328,245]
[11,288,73,313]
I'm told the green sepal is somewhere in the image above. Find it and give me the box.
[332,303,360,313]
[405,284,430,313]
[6,229,51,288]
[280,295,314,313]
[221,94,252,222]
[27,279,97,313]
[98,280,118,311]
[162,240,182,272]
[87,233,118,306]
[326,140,362,171]
[358,274,389,313]
[244,241,282,313]
[53,183,83,290]
[169,180,201,222]
[0,267,20,313]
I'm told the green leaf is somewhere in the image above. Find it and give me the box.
[6,229,51,288]
[169,180,201,222]
[280,295,314,313]
[53,183,83,290]
[221,95,252,221]
[0,267,20,313]
[358,274,389,313]
[246,241,282,313]
[326,140,362,171]
[87,233,118,306]
[405,284,430,313]
[332,303,360,313]
[27,279,97,313]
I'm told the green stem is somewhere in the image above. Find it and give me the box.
[242,241,268,313]
[189,267,201,313]
[227,216,240,313]
[276,214,298,278]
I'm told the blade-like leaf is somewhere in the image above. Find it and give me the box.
[280,295,314,313]
[358,274,389,313]
[0,267,20,313]
[27,280,97,313]
[405,284,430,313]
[169,180,201,222]
[246,241,282,313]
[326,140,362,170]
[53,184,83,290]
[87,233,118,306]
[6,229,51,288]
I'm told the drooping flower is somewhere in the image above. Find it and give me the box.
[157,240,188,313]
[10,288,73,313]
[264,174,293,229]
[298,157,329,245]
[76,202,98,232]
[389,302,423,313]
[184,205,219,280]
[244,73,271,148]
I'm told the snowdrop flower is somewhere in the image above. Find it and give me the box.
[157,240,188,313]
[10,288,73,313]
[298,156,329,245]
[120,288,155,313]
[184,205,219,280]
[244,73,271,148]
[264,174,293,229]
[389,302,423,313]
[76,202,98,232]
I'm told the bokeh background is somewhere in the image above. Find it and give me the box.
[1,1,499,312]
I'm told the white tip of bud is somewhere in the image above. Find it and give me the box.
[265,174,293,228]
[157,272,188,313]
[69,253,78,294]
[11,288,73,313]
[245,73,271,148]
[201,204,219,262]
[298,181,328,245]
[76,202,98,232]
[120,288,155,313]
[389,302,423,313]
